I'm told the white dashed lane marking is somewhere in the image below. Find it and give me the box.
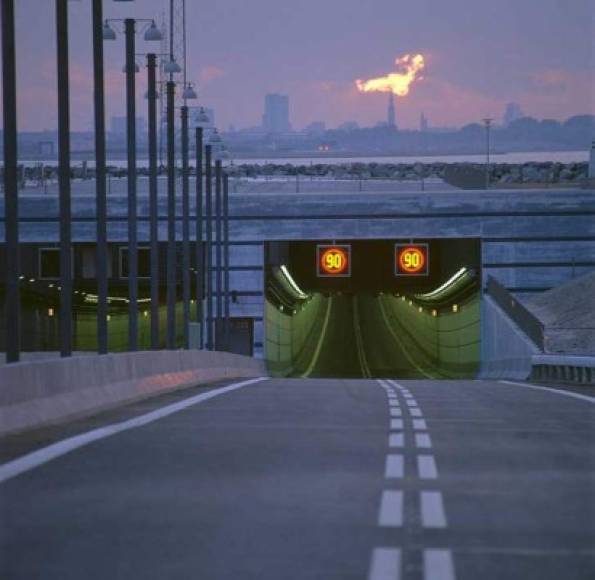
[423,549,456,580]
[390,408,403,417]
[368,548,402,580]
[421,491,448,528]
[390,419,404,430]
[378,490,404,527]
[409,408,423,417]
[415,433,433,448]
[389,400,400,407]
[417,455,438,479]
[385,454,404,479]
[389,433,404,447]
[413,419,427,430]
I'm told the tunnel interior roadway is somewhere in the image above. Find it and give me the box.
[265,239,481,379]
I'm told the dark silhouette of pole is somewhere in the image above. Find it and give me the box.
[93,0,108,355]
[181,106,190,349]
[2,0,19,363]
[205,145,213,350]
[125,19,138,351]
[147,53,159,349]
[215,160,223,349]
[195,127,204,348]
[56,0,72,358]
[223,174,230,351]
[166,80,177,349]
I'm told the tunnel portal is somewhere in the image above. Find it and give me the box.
[265,239,481,379]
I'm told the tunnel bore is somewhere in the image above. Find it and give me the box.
[264,239,481,379]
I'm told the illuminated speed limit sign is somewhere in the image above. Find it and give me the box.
[317,244,351,277]
[395,243,429,276]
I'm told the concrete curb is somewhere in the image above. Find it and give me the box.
[0,350,267,437]
[531,354,595,385]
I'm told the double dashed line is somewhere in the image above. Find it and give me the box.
[368,379,456,580]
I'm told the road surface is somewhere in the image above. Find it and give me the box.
[1,376,593,579]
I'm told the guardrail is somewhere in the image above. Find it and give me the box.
[485,276,545,350]
[530,355,594,385]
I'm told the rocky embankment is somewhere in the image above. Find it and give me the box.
[12,160,589,185]
[224,161,588,184]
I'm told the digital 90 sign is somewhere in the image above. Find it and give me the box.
[394,243,429,276]
[316,244,351,277]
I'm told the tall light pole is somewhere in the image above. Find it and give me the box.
[181,105,190,349]
[205,145,213,350]
[124,18,138,351]
[147,53,160,349]
[56,0,73,357]
[1,0,19,363]
[93,0,108,355]
[215,159,223,349]
[223,174,231,351]
[483,118,493,190]
[195,127,204,348]
[166,80,177,349]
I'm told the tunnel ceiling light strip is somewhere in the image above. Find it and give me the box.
[280,265,309,299]
[416,267,468,299]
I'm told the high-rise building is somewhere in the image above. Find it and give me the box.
[503,103,524,126]
[387,93,396,128]
[420,112,429,132]
[262,94,291,133]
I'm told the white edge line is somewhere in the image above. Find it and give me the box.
[0,377,267,484]
[500,380,595,404]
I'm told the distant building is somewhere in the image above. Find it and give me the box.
[262,94,291,133]
[337,121,360,132]
[420,112,429,132]
[304,121,326,135]
[387,93,396,128]
[503,103,524,127]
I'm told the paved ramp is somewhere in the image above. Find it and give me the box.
[1,377,593,579]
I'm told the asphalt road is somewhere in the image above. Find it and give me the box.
[294,294,440,379]
[1,377,593,580]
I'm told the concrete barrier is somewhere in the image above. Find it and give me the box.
[0,350,266,437]
[479,295,540,380]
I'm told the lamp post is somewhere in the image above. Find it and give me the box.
[205,145,213,350]
[56,0,73,358]
[483,118,493,190]
[179,83,197,349]
[166,80,177,349]
[103,17,161,351]
[223,174,231,351]
[147,53,159,349]
[195,127,204,348]
[93,0,108,355]
[1,0,19,363]
[215,159,223,349]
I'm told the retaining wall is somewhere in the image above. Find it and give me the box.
[0,350,266,437]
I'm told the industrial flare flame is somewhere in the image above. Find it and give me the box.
[356,54,425,96]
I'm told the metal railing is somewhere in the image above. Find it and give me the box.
[485,275,545,351]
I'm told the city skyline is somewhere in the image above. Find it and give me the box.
[0,0,592,132]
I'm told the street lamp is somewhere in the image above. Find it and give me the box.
[103,16,161,352]
[2,0,19,363]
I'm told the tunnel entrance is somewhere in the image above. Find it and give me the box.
[265,239,481,379]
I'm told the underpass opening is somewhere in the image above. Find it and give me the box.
[265,239,481,379]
